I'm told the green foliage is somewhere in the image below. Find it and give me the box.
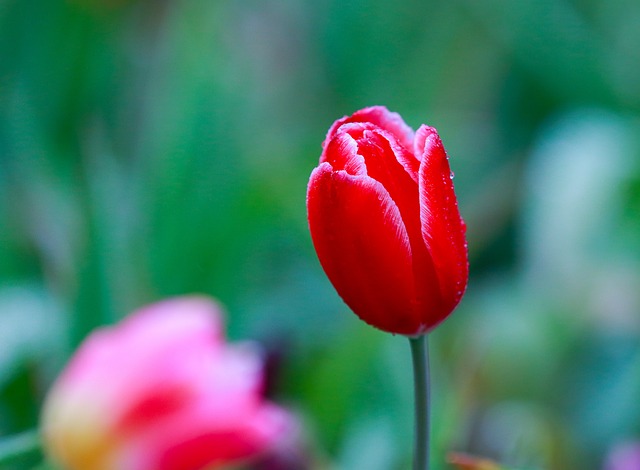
[1,0,640,469]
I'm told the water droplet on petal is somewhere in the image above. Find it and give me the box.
[450,171,455,179]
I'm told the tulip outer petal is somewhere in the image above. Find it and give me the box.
[416,126,469,318]
[307,163,427,335]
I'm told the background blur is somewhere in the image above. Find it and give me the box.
[1,0,640,469]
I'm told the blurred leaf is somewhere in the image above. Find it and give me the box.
[0,429,41,470]
[298,324,382,452]
[459,0,612,103]
[337,416,397,470]
[0,286,66,386]
[523,109,635,299]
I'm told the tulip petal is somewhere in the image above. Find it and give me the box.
[307,162,425,334]
[69,298,223,426]
[124,404,291,470]
[320,130,367,175]
[324,106,415,153]
[119,347,289,470]
[61,297,223,389]
[322,125,424,265]
[355,129,444,327]
[417,126,469,317]
[122,297,224,348]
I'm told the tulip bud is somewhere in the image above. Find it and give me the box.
[307,106,468,335]
[41,296,292,470]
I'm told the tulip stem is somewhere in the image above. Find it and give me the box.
[410,335,430,470]
[0,429,41,465]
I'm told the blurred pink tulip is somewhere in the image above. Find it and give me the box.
[41,296,293,470]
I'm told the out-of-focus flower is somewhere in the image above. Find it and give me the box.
[41,296,292,470]
[447,452,503,470]
[307,106,468,336]
[604,441,640,470]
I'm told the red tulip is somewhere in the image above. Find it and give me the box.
[41,297,293,470]
[307,106,468,335]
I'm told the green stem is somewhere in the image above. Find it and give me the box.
[410,335,430,470]
[0,429,41,465]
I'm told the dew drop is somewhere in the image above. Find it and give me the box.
[450,171,455,179]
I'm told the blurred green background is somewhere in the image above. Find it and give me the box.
[1,0,640,469]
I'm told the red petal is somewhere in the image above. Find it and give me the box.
[148,406,290,470]
[417,126,469,319]
[352,130,443,323]
[322,109,420,183]
[320,130,366,175]
[307,163,424,334]
[126,402,290,470]
[323,106,416,155]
